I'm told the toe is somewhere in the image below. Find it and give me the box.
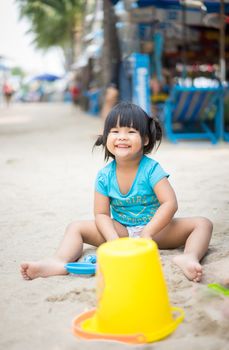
[21,271,29,280]
[20,262,28,269]
[20,264,31,280]
[193,276,201,283]
[23,275,31,280]
[193,269,202,282]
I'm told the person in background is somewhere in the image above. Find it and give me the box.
[100,61,120,120]
[3,81,14,106]
[70,79,81,106]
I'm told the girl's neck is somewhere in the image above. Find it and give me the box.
[115,154,144,170]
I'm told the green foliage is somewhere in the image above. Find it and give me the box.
[16,0,84,68]
[11,66,26,77]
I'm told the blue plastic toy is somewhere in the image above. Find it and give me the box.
[83,254,97,264]
[65,254,97,275]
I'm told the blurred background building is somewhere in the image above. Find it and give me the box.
[68,0,229,117]
[1,0,229,132]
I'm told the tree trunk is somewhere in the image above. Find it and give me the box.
[102,0,121,86]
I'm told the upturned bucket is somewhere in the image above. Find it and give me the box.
[72,238,184,344]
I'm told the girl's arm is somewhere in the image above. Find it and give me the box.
[94,191,119,241]
[141,178,178,239]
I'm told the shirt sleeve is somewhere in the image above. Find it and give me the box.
[149,162,169,188]
[95,170,108,196]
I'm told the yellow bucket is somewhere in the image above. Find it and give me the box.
[72,238,184,344]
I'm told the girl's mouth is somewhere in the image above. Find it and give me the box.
[115,144,130,148]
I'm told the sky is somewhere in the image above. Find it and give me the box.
[0,0,65,75]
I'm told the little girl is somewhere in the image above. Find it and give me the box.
[21,102,212,282]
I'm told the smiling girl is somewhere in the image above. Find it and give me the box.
[21,102,212,282]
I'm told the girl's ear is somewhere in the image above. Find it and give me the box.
[144,136,149,146]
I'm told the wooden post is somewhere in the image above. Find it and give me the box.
[181,4,187,81]
[102,0,120,86]
[219,0,226,82]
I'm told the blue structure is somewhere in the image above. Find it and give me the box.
[84,89,102,116]
[153,32,164,82]
[163,86,224,143]
[224,86,229,142]
[131,53,151,114]
[119,60,132,102]
[137,1,229,14]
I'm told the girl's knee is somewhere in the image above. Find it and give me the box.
[196,217,213,233]
[65,221,81,233]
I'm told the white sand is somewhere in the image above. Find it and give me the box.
[0,103,229,350]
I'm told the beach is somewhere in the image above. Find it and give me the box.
[0,102,229,350]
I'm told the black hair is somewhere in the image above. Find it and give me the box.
[94,101,162,161]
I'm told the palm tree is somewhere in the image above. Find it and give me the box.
[16,0,85,70]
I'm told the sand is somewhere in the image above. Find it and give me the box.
[0,102,229,350]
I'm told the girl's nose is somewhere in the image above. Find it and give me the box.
[118,132,127,140]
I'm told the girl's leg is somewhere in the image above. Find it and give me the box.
[152,217,213,282]
[20,220,103,280]
[20,219,128,280]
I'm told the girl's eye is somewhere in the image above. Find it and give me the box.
[110,130,118,134]
[129,130,137,134]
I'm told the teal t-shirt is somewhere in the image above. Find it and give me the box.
[95,155,169,226]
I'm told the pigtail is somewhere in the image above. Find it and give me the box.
[94,135,104,147]
[150,117,162,143]
[143,116,162,153]
[93,134,112,162]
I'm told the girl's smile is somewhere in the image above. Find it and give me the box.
[115,144,130,148]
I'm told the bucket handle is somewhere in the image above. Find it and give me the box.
[171,306,185,326]
[72,309,147,344]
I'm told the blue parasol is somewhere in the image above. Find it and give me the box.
[32,73,62,82]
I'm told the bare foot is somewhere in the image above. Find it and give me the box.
[20,258,68,280]
[173,254,203,282]
[223,278,229,287]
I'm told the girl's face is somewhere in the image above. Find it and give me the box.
[106,124,148,160]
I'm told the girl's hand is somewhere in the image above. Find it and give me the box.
[141,229,153,239]
[94,191,119,241]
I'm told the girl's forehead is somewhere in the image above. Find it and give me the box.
[113,115,133,127]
